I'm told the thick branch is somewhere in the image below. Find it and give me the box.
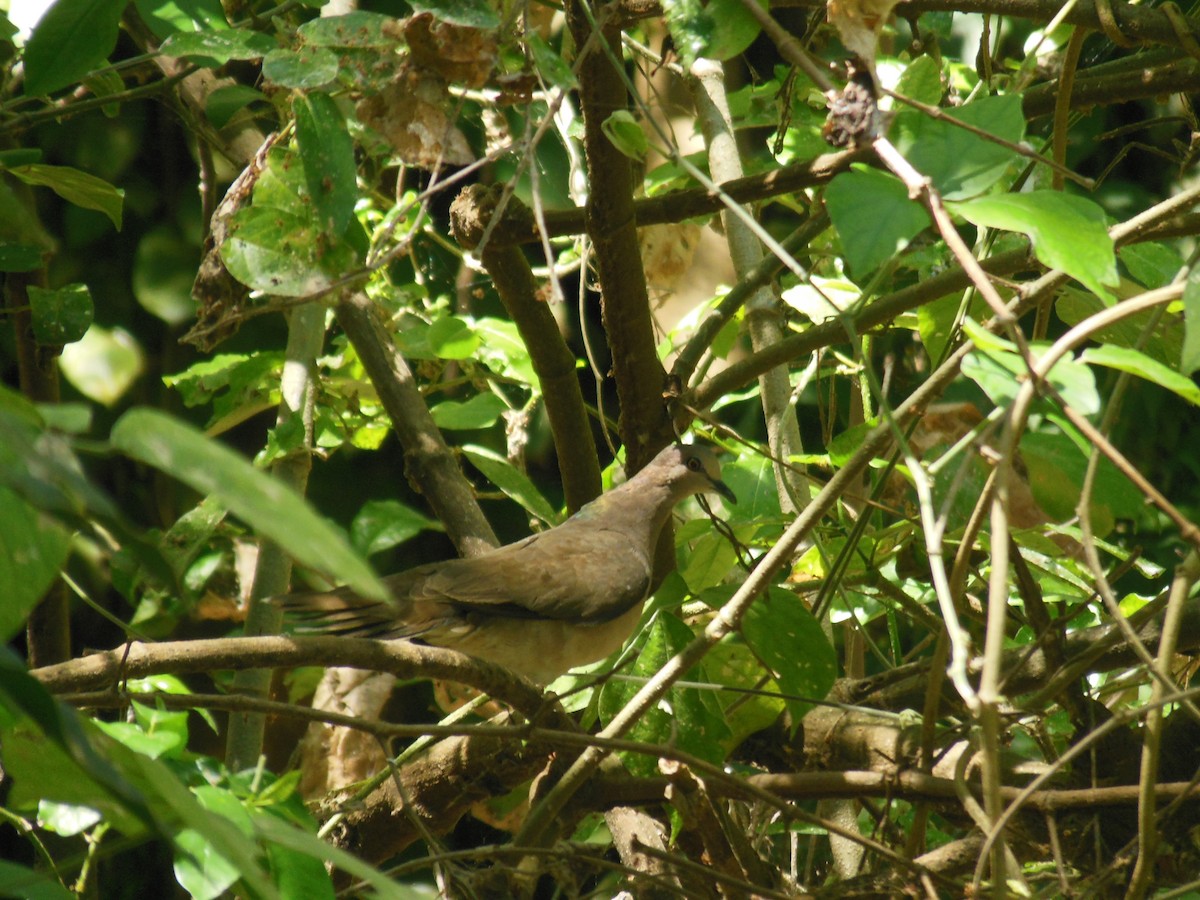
[334,291,497,557]
[31,636,547,720]
[567,0,671,465]
[450,185,602,512]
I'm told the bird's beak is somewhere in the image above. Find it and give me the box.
[710,478,736,505]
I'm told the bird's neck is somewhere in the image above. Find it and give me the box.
[579,479,679,546]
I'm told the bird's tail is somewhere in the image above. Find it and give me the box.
[277,588,406,640]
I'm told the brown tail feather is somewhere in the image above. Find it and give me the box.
[277,590,412,640]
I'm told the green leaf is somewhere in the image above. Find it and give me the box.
[0,149,43,167]
[0,859,74,900]
[163,352,283,424]
[950,192,1117,302]
[917,291,987,368]
[266,838,337,900]
[22,0,125,96]
[0,243,48,272]
[527,32,576,90]
[430,392,507,430]
[427,315,480,359]
[0,387,121,523]
[462,445,559,525]
[601,111,649,161]
[58,325,144,406]
[1056,289,1180,368]
[722,455,782,523]
[677,519,751,592]
[703,638,785,748]
[408,0,499,29]
[0,652,155,836]
[1182,266,1200,376]
[159,29,276,63]
[1119,241,1182,289]
[110,408,386,600]
[1080,344,1200,406]
[262,48,339,89]
[893,94,1024,199]
[350,499,442,557]
[93,719,185,760]
[894,54,944,106]
[662,0,766,66]
[252,812,394,898]
[1020,429,1143,526]
[825,167,929,275]
[297,11,394,47]
[961,329,1099,415]
[8,164,124,229]
[173,827,242,900]
[220,204,359,297]
[82,69,123,118]
[28,283,93,345]
[597,612,730,776]
[474,316,539,386]
[133,228,199,325]
[741,587,837,727]
[132,0,228,40]
[37,800,103,836]
[293,92,357,237]
[206,84,269,129]
[0,487,71,643]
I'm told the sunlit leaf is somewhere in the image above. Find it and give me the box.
[950,192,1117,302]
[22,0,124,96]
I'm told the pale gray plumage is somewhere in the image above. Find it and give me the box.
[281,443,735,683]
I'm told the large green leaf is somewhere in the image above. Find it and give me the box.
[661,0,766,65]
[1020,429,1144,528]
[262,48,339,89]
[462,445,559,525]
[430,392,507,430]
[8,165,124,230]
[741,587,837,727]
[22,0,125,96]
[0,860,73,899]
[350,499,442,557]
[893,94,1025,200]
[58,325,145,406]
[0,387,122,523]
[297,11,394,47]
[597,611,731,776]
[110,408,386,600]
[825,167,929,276]
[0,487,71,643]
[950,192,1117,302]
[1056,289,1181,368]
[1182,266,1200,376]
[293,92,357,237]
[893,54,944,106]
[159,29,276,64]
[960,324,1100,414]
[220,205,358,297]
[28,283,93,345]
[132,0,228,40]
[427,315,481,359]
[1080,344,1200,406]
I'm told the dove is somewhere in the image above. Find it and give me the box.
[281,443,735,683]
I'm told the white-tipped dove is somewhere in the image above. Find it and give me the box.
[281,443,735,684]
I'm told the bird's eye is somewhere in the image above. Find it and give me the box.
[687,456,702,471]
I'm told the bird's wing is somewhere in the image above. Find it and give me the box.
[280,526,653,639]
[417,524,653,622]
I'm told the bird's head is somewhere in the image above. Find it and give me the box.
[652,443,737,505]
